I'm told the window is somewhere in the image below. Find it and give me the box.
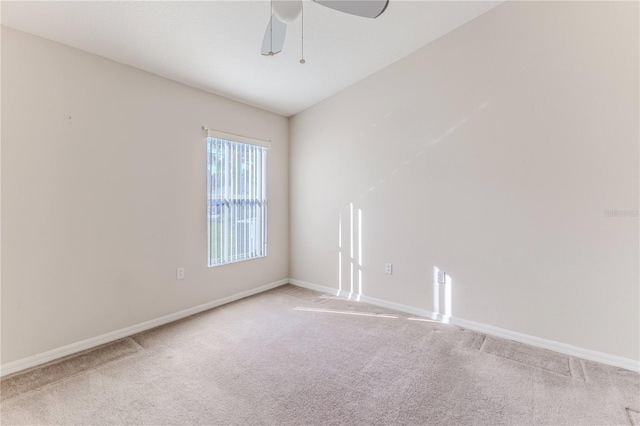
[207,136,267,266]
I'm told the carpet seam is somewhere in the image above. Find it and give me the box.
[130,335,148,349]
[580,359,589,383]
[2,338,136,381]
[627,407,637,426]
[481,350,573,378]
[569,356,575,378]
[478,334,487,350]
[1,339,146,403]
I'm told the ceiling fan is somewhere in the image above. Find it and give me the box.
[261,0,389,58]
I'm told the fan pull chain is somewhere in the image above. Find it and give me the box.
[300,2,305,64]
[269,0,274,56]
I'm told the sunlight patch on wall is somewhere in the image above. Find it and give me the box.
[433,266,453,323]
[338,214,342,294]
[338,203,365,301]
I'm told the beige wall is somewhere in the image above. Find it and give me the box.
[2,1,639,366]
[1,27,289,363]
[289,1,639,360]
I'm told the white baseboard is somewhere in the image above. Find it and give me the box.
[289,279,640,373]
[3,278,637,377]
[0,279,289,377]
[289,279,443,320]
[288,279,349,298]
[447,316,639,372]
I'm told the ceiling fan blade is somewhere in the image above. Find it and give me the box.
[312,0,389,18]
[261,14,287,56]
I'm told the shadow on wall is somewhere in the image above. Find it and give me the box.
[357,99,491,194]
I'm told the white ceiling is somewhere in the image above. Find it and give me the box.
[1,1,502,117]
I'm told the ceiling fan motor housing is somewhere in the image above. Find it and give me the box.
[273,0,302,24]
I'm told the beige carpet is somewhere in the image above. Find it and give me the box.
[1,284,638,425]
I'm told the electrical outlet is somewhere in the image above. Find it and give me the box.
[384,263,392,275]
[177,267,185,280]
[437,270,446,284]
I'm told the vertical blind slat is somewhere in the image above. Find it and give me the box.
[208,139,212,262]
[244,143,248,258]
[254,147,257,257]
[254,145,258,256]
[223,141,228,262]
[235,143,239,262]
[259,148,262,257]
[263,146,266,256]
[233,142,237,262]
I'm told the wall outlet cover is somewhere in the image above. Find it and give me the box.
[385,263,392,275]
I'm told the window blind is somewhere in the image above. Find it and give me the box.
[207,137,267,267]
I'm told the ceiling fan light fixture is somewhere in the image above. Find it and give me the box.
[261,0,390,58]
[272,0,302,24]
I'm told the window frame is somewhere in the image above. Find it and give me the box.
[207,136,268,268]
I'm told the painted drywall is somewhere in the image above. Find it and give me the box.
[289,1,639,361]
[1,27,289,364]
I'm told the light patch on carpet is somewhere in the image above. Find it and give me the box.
[0,289,637,425]
[481,336,572,377]
[293,306,398,319]
[1,337,143,401]
[406,317,438,323]
[627,408,640,425]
